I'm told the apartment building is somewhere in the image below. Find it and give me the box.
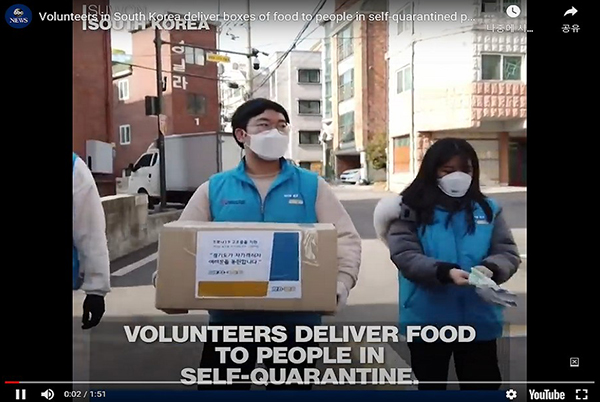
[387,0,527,192]
[73,0,115,196]
[261,50,324,173]
[321,0,389,181]
[112,18,220,177]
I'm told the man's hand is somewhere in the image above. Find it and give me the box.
[449,268,470,286]
[336,281,350,312]
[82,295,105,330]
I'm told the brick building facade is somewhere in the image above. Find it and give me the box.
[324,0,389,181]
[112,20,220,177]
[72,0,115,196]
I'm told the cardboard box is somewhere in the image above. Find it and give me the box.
[155,221,338,313]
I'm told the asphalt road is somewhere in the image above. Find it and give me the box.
[109,189,527,287]
[75,186,527,395]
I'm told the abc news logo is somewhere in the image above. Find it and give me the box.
[10,8,29,24]
[271,285,296,292]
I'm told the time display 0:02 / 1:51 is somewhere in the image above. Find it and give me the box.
[64,390,106,398]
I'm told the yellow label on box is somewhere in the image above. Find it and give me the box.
[197,281,269,297]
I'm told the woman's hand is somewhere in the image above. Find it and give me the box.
[449,268,470,286]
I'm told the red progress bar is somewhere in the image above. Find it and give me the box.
[5,381,20,384]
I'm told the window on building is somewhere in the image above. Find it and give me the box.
[396,66,412,93]
[338,68,354,102]
[299,130,321,145]
[118,79,129,100]
[324,41,331,64]
[187,93,207,115]
[481,0,521,13]
[337,24,354,62]
[298,100,321,115]
[324,41,332,81]
[338,111,355,144]
[323,37,333,119]
[119,125,131,145]
[397,3,414,35]
[393,135,410,173]
[185,46,205,66]
[481,54,523,80]
[324,81,332,119]
[298,69,321,84]
[299,162,312,170]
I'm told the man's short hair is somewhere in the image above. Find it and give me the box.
[231,98,290,149]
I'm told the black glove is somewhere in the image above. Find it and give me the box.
[435,262,461,284]
[82,295,105,330]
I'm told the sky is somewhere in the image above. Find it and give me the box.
[110,0,335,64]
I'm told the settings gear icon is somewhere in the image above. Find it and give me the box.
[506,389,518,400]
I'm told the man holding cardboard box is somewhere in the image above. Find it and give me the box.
[152,98,361,390]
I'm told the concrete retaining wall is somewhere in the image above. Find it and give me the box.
[102,194,181,261]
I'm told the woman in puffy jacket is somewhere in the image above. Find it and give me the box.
[373,138,521,390]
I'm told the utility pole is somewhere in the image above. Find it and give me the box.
[154,28,167,211]
[216,3,224,131]
[246,0,253,99]
[409,39,416,178]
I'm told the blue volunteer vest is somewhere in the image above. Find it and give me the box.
[73,153,82,290]
[207,158,321,325]
[398,199,504,341]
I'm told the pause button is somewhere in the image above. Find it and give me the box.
[15,389,26,399]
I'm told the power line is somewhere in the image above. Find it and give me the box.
[250,0,328,96]
[249,0,360,95]
[202,0,353,87]
[250,0,327,92]
[113,61,228,83]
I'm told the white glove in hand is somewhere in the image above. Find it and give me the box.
[469,266,517,307]
[472,265,493,279]
[336,281,350,312]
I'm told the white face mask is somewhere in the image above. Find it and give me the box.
[246,128,288,161]
[438,171,472,198]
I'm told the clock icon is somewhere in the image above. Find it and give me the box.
[506,5,521,18]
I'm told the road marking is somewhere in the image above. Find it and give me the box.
[111,253,157,277]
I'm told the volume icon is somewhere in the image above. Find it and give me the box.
[41,389,54,400]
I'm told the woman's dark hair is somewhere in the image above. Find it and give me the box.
[231,98,290,149]
[401,137,493,234]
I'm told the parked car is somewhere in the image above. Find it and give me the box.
[339,168,361,184]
